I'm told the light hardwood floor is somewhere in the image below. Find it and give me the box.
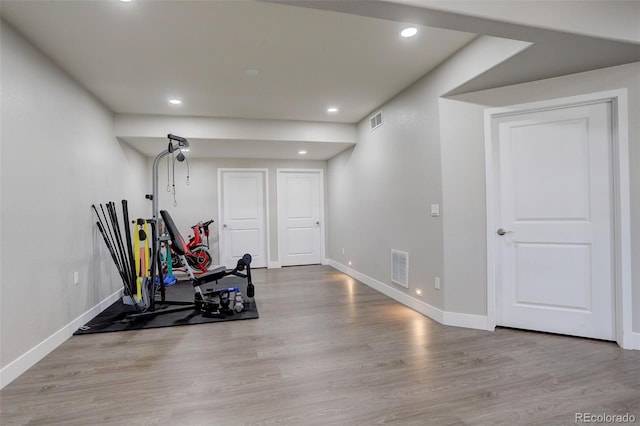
[1,265,639,425]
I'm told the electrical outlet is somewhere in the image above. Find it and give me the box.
[434,276,440,290]
[74,271,79,285]
[341,248,345,255]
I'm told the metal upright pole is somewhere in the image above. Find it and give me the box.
[151,148,170,224]
[147,134,189,310]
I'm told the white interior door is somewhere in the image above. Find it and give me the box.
[277,170,323,266]
[493,101,614,340]
[220,170,267,268]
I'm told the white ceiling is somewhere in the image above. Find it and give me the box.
[2,0,638,160]
[0,0,474,124]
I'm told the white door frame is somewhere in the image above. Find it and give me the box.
[276,168,326,267]
[484,89,634,349]
[217,168,270,268]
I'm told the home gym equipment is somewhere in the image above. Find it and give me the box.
[90,134,256,325]
[92,201,140,312]
[169,218,214,272]
[132,218,152,305]
[143,134,254,317]
[161,209,255,315]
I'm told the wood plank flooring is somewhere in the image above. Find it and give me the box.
[1,265,638,425]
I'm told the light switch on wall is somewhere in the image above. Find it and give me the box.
[431,204,440,217]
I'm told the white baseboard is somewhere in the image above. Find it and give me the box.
[0,288,123,389]
[327,259,490,331]
[629,332,640,350]
[328,259,445,323]
[442,311,491,330]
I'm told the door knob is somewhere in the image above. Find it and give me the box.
[315,221,320,226]
[223,224,228,228]
[497,228,512,236]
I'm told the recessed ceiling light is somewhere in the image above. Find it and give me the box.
[168,98,182,105]
[327,107,339,113]
[400,27,418,38]
[244,68,259,76]
[298,150,307,155]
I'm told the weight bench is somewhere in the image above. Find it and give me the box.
[160,209,255,316]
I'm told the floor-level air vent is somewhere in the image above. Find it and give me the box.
[391,249,409,288]
[370,111,383,131]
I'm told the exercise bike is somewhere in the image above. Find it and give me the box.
[167,218,214,273]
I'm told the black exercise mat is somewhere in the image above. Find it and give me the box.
[74,276,258,335]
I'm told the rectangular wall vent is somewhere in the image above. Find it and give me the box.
[369,111,383,131]
[391,249,409,288]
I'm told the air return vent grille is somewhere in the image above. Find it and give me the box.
[391,249,409,288]
[370,111,383,131]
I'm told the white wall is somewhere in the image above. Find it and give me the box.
[327,36,530,311]
[152,157,327,266]
[0,23,147,380]
[439,98,487,315]
[440,62,640,331]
